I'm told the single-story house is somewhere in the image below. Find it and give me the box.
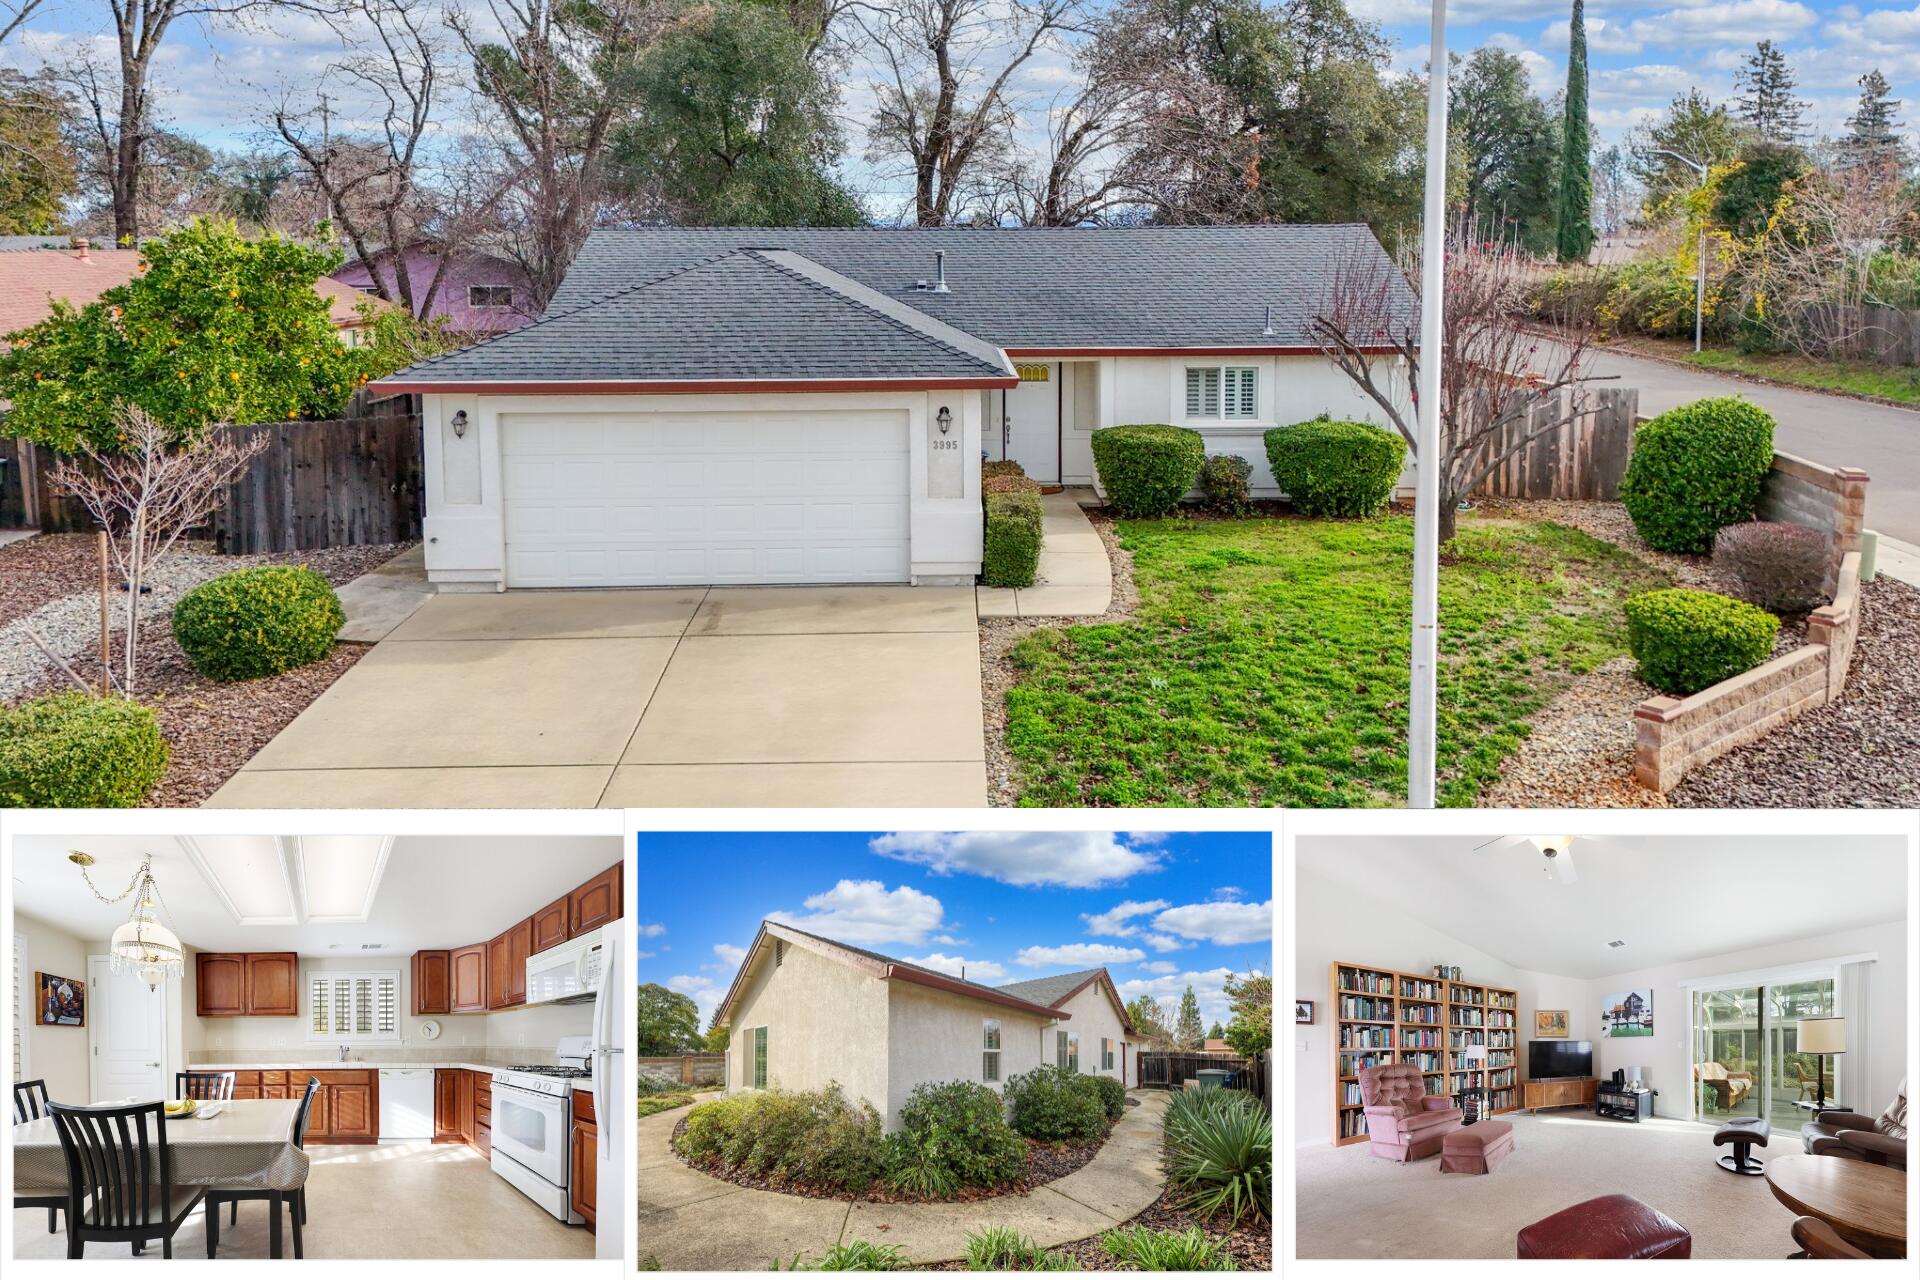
[332,244,535,339]
[371,225,1413,591]
[713,921,1145,1131]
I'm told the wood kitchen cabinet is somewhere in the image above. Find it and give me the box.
[570,1087,597,1227]
[197,952,297,1016]
[449,943,488,1013]
[569,863,622,937]
[488,923,532,1011]
[412,950,451,1016]
[291,1071,377,1144]
[488,933,511,1011]
[434,1069,462,1141]
[531,896,570,952]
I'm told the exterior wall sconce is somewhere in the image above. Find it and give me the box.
[937,406,952,435]
[451,409,469,439]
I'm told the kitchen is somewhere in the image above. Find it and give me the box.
[8,831,625,1262]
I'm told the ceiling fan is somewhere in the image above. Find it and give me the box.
[1471,834,1600,884]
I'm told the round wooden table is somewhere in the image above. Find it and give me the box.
[1765,1154,1907,1257]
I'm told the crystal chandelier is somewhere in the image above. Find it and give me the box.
[69,851,184,990]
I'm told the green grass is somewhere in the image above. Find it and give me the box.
[1684,347,1920,403]
[1003,513,1669,807]
[773,1240,910,1270]
[636,1092,694,1118]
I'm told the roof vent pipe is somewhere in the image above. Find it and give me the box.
[932,250,950,293]
[1262,304,1275,337]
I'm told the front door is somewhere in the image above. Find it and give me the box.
[1003,362,1061,483]
[88,957,168,1102]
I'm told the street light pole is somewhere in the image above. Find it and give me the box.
[1408,0,1450,809]
[1652,148,1709,353]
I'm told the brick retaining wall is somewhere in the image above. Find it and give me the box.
[1757,452,1870,596]
[639,1053,726,1088]
[1633,552,1863,793]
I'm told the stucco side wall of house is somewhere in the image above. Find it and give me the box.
[1053,983,1132,1086]
[726,941,891,1121]
[883,984,1050,1131]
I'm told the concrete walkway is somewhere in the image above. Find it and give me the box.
[334,545,433,642]
[977,489,1113,618]
[636,1091,1170,1270]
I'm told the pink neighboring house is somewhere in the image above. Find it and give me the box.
[332,246,535,338]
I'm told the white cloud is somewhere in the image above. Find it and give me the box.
[636,923,667,938]
[1543,15,1645,57]
[636,949,656,961]
[1015,942,1145,968]
[1625,1,1818,48]
[666,974,729,1028]
[931,933,969,946]
[906,953,1009,981]
[1081,899,1171,938]
[1115,966,1265,1030]
[1139,960,1178,975]
[767,879,945,946]
[1153,900,1274,947]
[702,943,748,972]
[870,831,1164,888]
[1143,933,1190,953]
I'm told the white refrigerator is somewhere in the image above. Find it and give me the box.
[592,921,624,1260]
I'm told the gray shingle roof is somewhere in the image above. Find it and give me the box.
[993,969,1108,1007]
[765,923,1073,1017]
[381,248,1016,386]
[547,224,1413,349]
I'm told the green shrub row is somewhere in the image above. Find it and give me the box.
[1619,397,1775,553]
[1624,588,1780,696]
[1089,419,1405,520]
[983,459,1042,495]
[983,490,1043,588]
[1003,1066,1109,1141]
[778,1225,1232,1272]
[675,1084,883,1192]
[0,692,170,807]
[1091,424,1206,516]
[172,564,345,682]
[880,1079,1027,1197]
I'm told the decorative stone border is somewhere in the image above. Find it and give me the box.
[1633,551,1863,793]
[1758,451,1870,596]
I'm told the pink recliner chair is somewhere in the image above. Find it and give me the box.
[1359,1062,1463,1161]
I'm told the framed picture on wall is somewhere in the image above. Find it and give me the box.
[1295,999,1315,1025]
[1601,989,1654,1038]
[36,972,85,1026]
[1536,1009,1569,1038]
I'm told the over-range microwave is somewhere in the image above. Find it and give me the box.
[525,924,609,1006]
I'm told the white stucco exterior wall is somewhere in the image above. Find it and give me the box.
[1052,983,1132,1087]
[883,984,1049,1131]
[725,940,891,1122]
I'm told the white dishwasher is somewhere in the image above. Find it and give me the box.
[378,1069,435,1143]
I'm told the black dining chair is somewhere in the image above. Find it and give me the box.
[47,1099,205,1259]
[13,1079,65,1233]
[205,1074,318,1259]
[175,1071,236,1101]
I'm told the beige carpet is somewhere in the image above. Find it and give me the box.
[1295,1112,1818,1259]
[14,1142,594,1260]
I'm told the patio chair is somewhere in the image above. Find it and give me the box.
[176,1071,236,1101]
[13,1079,65,1233]
[1694,1062,1753,1111]
[47,1099,206,1259]
[1792,1063,1832,1104]
[204,1074,318,1258]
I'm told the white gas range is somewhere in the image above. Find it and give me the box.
[490,1035,593,1223]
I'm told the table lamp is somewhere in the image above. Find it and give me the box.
[1797,1017,1846,1114]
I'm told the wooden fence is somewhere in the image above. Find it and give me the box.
[1,395,423,553]
[1137,1051,1267,1099]
[1471,385,1638,501]
[1787,302,1920,366]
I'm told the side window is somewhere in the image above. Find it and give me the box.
[1067,1033,1080,1073]
[752,1026,768,1089]
[1056,1029,1068,1070]
[982,1018,1001,1082]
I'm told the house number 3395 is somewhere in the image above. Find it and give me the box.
[931,439,959,451]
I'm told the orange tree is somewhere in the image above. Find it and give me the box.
[0,218,380,451]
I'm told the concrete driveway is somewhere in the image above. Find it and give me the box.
[208,585,986,808]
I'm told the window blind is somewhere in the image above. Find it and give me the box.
[753,1026,768,1088]
[1185,368,1220,417]
[1226,367,1257,418]
[308,971,401,1043]
[12,932,28,1082]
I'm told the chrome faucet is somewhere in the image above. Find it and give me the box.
[338,1044,350,1062]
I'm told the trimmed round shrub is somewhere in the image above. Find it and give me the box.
[1619,397,1776,553]
[1713,521,1831,614]
[1198,453,1253,514]
[882,1079,1026,1194]
[1004,1066,1106,1141]
[1088,1073,1127,1121]
[1624,588,1780,695]
[674,1084,883,1192]
[1091,424,1205,517]
[982,490,1043,588]
[982,459,1041,495]
[172,565,345,682]
[1263,418,1405,518]
[0,692,169,807]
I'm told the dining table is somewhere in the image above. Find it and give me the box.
[1765,1153,1908,1258]
[13,1099,310,1258]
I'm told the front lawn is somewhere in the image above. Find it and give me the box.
[1002,512,1669,806]
[637,1092,694,1118]
[1684,347,1920,404]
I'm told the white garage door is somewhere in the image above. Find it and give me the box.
[502,410,911,587]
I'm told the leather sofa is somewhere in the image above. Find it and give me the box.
[1358,1062,1461,1161]
[1802,1079,1908,1170]
[1694,1061,1754,1111]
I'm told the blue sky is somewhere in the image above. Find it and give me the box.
[6,3,1910,219]
[634,830,1273,1032]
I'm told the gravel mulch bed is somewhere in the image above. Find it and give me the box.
[4,539,411,807]
[1671,576,1920,807]
[980,506,1139,807]
[667,1112,1109,1204]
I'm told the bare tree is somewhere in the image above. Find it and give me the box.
[2,0,47,45]
[857,0,1085,226]
[450,0,664,312]
[1311,239,1601,543]
[50,406,267,697]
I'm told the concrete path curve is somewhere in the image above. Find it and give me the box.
[636,1090,1170,1270]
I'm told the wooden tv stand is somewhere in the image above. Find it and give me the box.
[1524,1077,1598,1111]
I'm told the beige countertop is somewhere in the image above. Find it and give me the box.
[190,1061,504,1072]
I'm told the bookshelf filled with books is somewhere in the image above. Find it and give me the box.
[1331,962,1520,1146]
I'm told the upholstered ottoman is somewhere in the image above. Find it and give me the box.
[1516,1194,1693,1259]
[1714,1116,1770,1175]
[1440,1119,1514,1174]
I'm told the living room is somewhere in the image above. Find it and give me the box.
[1290,830,1912,1260]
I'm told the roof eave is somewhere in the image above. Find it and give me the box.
[370,375,1018,396]
[885,965,1068,1020]
[1002,345,1402,357]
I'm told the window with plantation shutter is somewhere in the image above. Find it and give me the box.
[307,971,401,1043]
[1184,367,1220,417]
[1227,367,1257,418]
[12,932,28,1082]
[1185,365,1258,420]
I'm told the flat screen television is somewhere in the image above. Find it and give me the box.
[1529,1040,1593,1079]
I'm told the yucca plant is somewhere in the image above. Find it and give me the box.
[1164,1090,1271,1227]
[1099,1225,1236,1271]
[964,1225,1078,1271]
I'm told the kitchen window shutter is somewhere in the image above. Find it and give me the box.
[1185,367,1220,417]
[309,971,402,1044]
[11,932,28,1082]
[310,975,330,1035]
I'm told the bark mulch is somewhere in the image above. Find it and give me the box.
[0,533,109,628]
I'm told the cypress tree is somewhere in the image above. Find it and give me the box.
[1556,1,1593,263]
[1844,70,1903,165]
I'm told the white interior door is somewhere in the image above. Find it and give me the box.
[1003,365,1061,482]
[88,957,168,1102]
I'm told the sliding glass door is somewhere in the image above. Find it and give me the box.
[1690,978,1836,1126]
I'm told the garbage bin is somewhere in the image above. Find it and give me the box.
[1195,1069,1230,1090]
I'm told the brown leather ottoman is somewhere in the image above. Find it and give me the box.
[1714,1116,1770,1175]
[1516,1194,1693,1259]
[1441,1119,1514,1174]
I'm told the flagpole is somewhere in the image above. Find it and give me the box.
[1409,0,1450,808]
